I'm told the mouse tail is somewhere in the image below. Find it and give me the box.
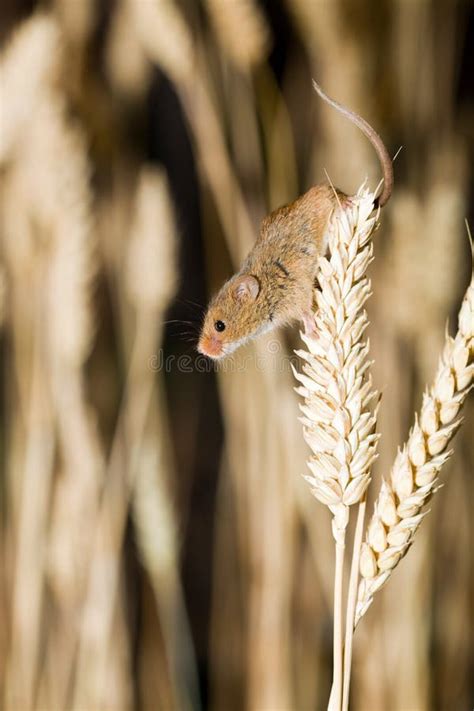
[312,79,393,207]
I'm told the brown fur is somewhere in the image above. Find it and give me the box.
[198,185,343,358]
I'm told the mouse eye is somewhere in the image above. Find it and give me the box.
[214,320,226,332]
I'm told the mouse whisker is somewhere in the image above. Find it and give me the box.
[162,319,197,325]
[176,297,205,312]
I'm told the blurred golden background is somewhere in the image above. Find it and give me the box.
[0,1,473,710]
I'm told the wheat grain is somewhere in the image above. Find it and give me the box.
[356,276,473,625]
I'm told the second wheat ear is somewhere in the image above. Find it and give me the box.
[294,188,473,711]
[356,279,473,624]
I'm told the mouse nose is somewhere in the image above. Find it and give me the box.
[198,334,224,359]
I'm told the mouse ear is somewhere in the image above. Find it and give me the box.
[232,275,260,302]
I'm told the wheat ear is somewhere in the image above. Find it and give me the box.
[127,169,199,709]
[293,186,380,710]
[356,274,473,625]
[0,14,60,163]
[204,0,271,71]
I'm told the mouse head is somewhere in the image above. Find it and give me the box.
[198,274,264,359]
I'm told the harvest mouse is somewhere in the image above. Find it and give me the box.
[198,81,393,359]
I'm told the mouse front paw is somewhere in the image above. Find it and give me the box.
[302,311,318,337]
[340,194,355,210]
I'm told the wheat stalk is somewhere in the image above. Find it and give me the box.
[293,186,380,710]
[356,275,473,625]
[0,14,101,706]
[0,266,5,329]
[54,0,94,46]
